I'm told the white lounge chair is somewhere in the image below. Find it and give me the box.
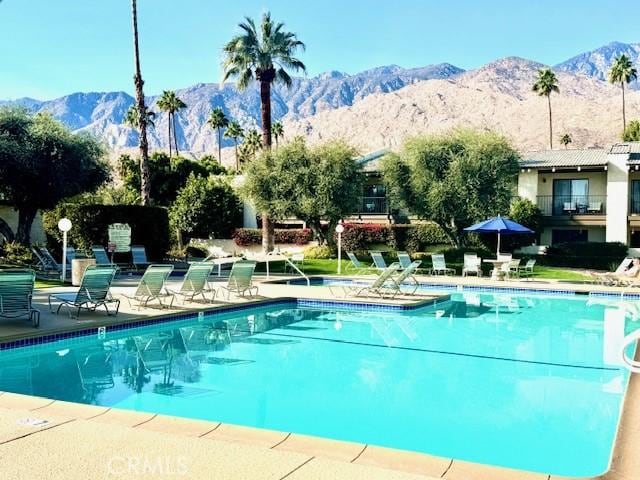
[462,253,482,277]
[430,254,455,276]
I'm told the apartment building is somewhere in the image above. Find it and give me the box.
[517,143,640,247]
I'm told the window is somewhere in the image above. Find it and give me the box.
[551,229,588,245]
[552,179,588,215]
[363,184,386,197]
[631,181,640,215]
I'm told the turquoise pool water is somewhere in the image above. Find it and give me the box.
[0,293,635,476]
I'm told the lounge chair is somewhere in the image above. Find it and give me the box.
[330,263,401,298]
[121,264,174,309]
[168,263,215,304]
[48,266,120,318]
[345,252,373,275]
[462,253,482,277]
[131,245,152,271]
[502,259,521,279]
[394,260,422,295]
[592,257,634,285]
[430,254,455,276]
[32,246,67,275]
[518,259,536,278]
[219,260,259,299]
[370,251,387,271]
[91,246,113,266]
[397,251,413,269]
[0,269,40,327]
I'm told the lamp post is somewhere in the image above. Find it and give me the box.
[335,221,345,274]
[57,218,72,282]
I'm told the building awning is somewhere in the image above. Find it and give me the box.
[520,149,608,169]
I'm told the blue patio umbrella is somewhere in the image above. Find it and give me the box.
[463,215,533,256]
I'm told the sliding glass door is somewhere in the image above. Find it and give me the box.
[552,179,588,215]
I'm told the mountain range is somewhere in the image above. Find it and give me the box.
[1,41,639,161]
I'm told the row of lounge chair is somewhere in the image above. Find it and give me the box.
[1,260,261,327]
[32,245,152,276]
[330,261,422,299]
[347,251,536,278]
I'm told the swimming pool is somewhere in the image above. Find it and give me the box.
[0,293,635,477]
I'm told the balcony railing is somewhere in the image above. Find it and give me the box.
[536,195,607,216]
[359,196,388,214]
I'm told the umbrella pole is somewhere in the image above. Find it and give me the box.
[497,232,501,257]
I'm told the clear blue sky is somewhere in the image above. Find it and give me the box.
[0,0,638,100]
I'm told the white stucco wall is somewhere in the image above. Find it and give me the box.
[517,171,538,202]
[0,206,46,244]
[606,154,629,243]
[536,170,608,196]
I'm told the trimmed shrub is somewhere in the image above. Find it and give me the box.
[539,242,627,270]
[43,204,170,261]
[304,245,334,259]
[170,175,242,242]
[0,241,34,266]
[233,228,313,246]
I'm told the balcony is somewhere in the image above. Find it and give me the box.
[536,195,607,216]
[359,196,388,214]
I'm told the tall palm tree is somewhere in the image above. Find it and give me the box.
[271,120,284,149]
[131,0,151,205]
[609,54,638,131]
[532,68,559,150]
[207,107,229,163]
[224,121,244,172]
[222,12,305,252]
[560,133,572,149]
[156,90,186,156]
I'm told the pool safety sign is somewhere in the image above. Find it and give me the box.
[108,223,131,253]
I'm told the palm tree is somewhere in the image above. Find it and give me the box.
[222,12,305,252]
[207,107,229,163]
[131,0,151,205]
[271,120,284,149]
[609,54,638,131]
[156,90,187,156]
[224,121,244,172]
[243,128,263,157]
[560,133,572,149]
[532,68,559,150]
[125,105,156,130]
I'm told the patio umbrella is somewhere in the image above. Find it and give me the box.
[463,215,533,256]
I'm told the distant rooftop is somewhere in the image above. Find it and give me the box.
[520,149,608,168]
[357,149,389,172]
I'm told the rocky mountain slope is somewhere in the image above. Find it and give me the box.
[2,41,639,157]
[284,56,638,153]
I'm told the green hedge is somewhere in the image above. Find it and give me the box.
[340,223,451,253]
[233,228,313,246]
[537,242,628,270]
[43,204,170,261]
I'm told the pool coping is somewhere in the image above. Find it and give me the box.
[0,292,638,479]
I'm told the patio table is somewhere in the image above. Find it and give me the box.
[483,259,510,280]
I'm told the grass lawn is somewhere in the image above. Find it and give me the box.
[255,258,592,282]
[35,279,63,288]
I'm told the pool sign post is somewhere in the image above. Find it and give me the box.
[57,218,72,282]
[335,221,345,274]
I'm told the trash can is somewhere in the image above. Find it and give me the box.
[72,258,96,286]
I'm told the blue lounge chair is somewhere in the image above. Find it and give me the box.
[48,266,120,318]
[0,269,40,327]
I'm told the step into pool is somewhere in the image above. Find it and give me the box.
[0,293,635,477]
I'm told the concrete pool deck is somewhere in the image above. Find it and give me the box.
[0,273,639,479]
